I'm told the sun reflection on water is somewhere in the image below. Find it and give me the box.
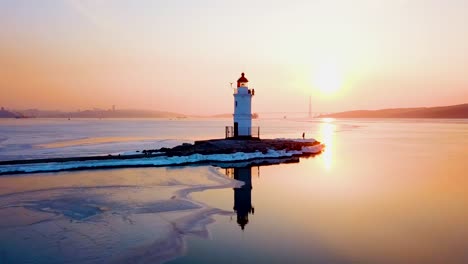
[319,118,336,170]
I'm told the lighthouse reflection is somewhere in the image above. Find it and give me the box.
[225,166,255,230]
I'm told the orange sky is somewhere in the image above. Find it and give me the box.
[0,0,467,115]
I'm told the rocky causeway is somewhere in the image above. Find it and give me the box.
[0,138,324,175]
[144,138,323,156]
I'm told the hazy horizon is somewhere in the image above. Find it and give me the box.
[1,0,467,115]
[1,102,467,115]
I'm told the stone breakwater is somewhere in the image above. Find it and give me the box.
[143,138,323,156]
[0,139,324,175]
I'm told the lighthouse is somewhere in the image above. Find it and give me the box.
[232,72,255,138]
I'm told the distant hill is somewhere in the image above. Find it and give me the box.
[0,109,18,118]
[320,104,468,118]
[70,109,186,118]
[10,109,187,119]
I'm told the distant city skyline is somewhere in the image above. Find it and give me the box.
[1,0,467,114]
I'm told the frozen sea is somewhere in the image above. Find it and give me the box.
[0,118,467,263]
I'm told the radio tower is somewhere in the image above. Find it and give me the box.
[308,96,312,118]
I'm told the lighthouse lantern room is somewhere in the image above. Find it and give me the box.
[226,72,258,138]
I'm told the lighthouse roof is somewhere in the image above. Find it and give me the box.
[237,72,249,83]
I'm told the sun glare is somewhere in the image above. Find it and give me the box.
[312,62,343,95]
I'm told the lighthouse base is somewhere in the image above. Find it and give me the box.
[225,126,260,139]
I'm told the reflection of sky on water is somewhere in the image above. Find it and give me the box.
[1,119,468,263]
[319,118,336,171]
[176,120,468,264]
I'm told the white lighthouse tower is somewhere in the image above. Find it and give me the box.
[233,72,255,137]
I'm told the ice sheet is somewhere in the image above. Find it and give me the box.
[0,166,242,263]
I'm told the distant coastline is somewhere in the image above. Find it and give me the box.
[0,108,187,119]
[0,108,260,119]
[1,104,467,119]
[0,108,28,118]
[319,103,468,119]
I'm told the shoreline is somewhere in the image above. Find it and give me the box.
[0,138,324,175]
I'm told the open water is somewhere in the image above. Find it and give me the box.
[0,118,466,263]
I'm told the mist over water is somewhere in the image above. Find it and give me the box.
[0,118,467,263]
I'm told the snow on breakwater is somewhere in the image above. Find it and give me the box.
[0,144,324,175]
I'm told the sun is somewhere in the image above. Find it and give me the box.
[312,62,343,94]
